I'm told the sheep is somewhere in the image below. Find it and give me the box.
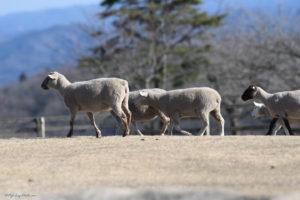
[112,89,170,136]
[41,72,131,137]
[251,101,300,135]
[241,85,300,135]
[135,87,225,136]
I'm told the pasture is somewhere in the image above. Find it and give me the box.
[0,135,300,199]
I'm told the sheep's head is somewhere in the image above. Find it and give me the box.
[241,85,258,101]
[41,72,59,90]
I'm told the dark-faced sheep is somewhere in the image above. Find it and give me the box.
[242,85,300,135]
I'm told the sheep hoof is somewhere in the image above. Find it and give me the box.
[96,132,101,138]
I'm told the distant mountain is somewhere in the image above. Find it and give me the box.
[0,4,100,42]
[0,25,95,85]
[0,4,102,86]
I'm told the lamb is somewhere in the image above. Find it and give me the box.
[41,72,131,137]
[241,85,300,135]
[112,89,170,136]
[135,87,225,136]
[251,102,300,135]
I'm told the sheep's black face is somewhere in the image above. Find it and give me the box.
[41,77,50,90]
[241,85,257,101]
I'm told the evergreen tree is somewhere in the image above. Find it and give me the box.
[79,0,226,89]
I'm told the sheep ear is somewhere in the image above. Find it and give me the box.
[48,72,58,79]
[139,91,148,97]
[251,85,257,91]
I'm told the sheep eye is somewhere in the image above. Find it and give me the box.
[252,86,256,90]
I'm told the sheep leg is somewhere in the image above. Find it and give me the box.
[266,118,278,135]
[282,118,294,135]
[122,98,132,128]
[173,124,192,136]
[168,121,174,136]
[112,105,129,137]
[198,112,210,136]
[86,112,101,138]
[172,115,192,136]
[121,98,131,136]
[157,111,170,136]
[110,111,122,135]
[279,118,291,135]
[273,122,282,135]
[114,112,142,136]
[67,110,77,137]
[110,111,121,123]
[67,120,74,137]
[210,109,225,136]
[132,121,144,136]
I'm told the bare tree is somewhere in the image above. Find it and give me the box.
[79,0,226,90]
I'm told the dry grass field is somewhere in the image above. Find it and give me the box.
[0,135,300,199]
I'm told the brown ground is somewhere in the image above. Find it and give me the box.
[0,136,300,197]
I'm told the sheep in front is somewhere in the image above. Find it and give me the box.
[41,72,131,137]
[251,102,300,135]
[241,85,300,135]
[135,87,225,136]
[111,89,170,136]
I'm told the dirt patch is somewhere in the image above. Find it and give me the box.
[0,136,300,198]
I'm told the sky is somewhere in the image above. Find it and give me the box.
[202,0,298,13]
[1,0,298,17]
[0,0,100,16]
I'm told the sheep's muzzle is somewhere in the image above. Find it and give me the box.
[41,78,49,90]
[241,85,256,101]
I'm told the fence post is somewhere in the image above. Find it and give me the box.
[36,117,46,138]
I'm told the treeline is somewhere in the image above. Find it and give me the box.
[79,0,300,107]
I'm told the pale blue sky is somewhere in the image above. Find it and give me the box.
[0,0,100,16]
[0,0,298,16]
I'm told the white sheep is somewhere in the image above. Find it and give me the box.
[111,89,170,136]
[241,85,300,135]
[251,102,300,135]
[135,87,225,136]
[41,72,131,137]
